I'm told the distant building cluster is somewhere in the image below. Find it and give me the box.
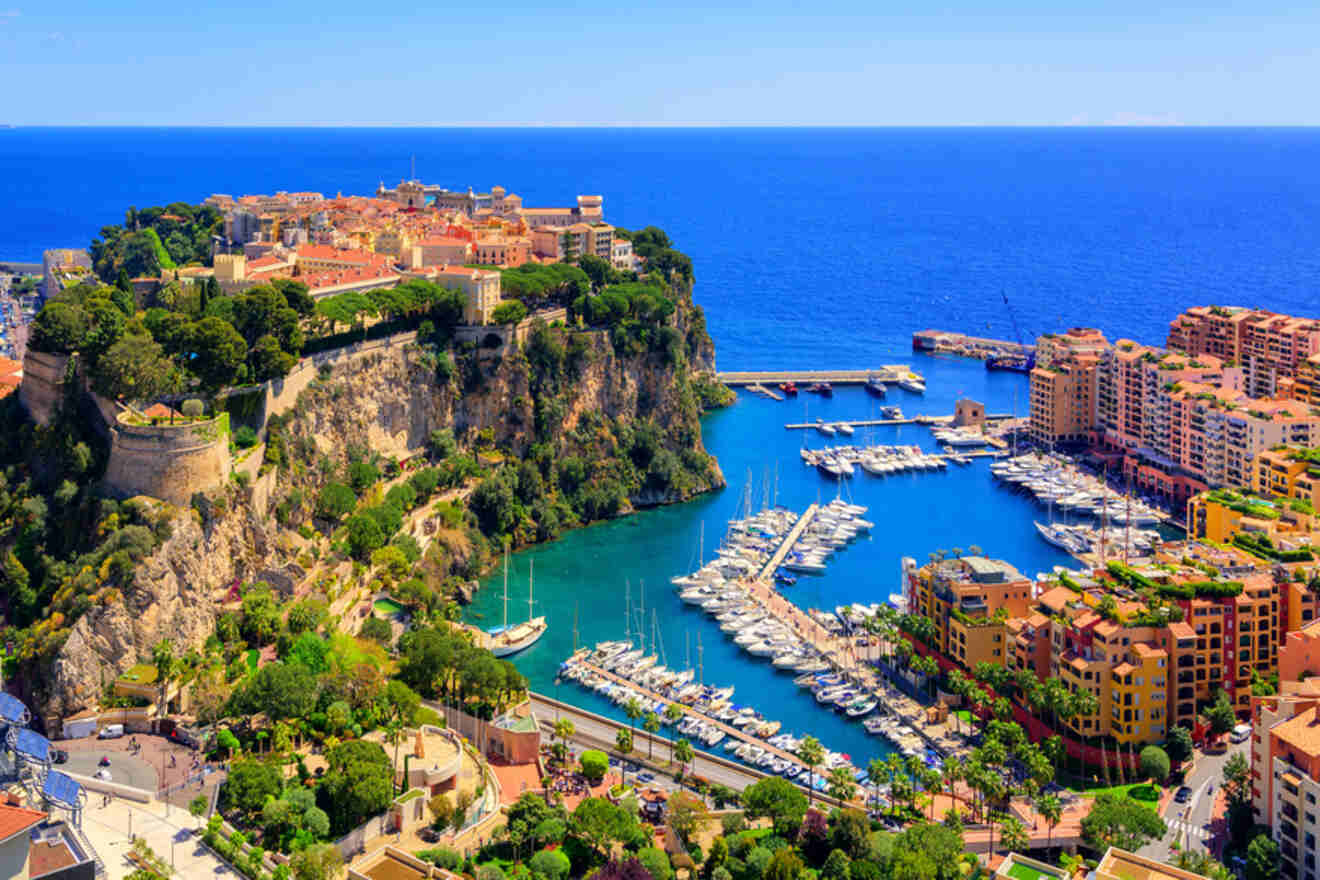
[176,182,639,325]
[1027,308,1320,505]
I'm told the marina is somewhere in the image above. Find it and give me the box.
[465,357,1077,772]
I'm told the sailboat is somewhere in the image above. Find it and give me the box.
[489,554,548,657]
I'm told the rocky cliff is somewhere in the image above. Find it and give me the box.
[40,277,726,720]
[45,502,278,719]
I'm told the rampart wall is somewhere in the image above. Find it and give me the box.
[103,414,232,506]
[18,350,70,427]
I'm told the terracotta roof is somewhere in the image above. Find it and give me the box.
[1036,586,1075,613]
[1112,662,1136,676]
[0,355,22,376]
[0,803,47,844]
[1272,705,1320,758]
[142,403,181,420]
[1168,621,1196,640]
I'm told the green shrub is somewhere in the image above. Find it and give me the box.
[234,425,259,448]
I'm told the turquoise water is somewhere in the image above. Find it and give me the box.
[466,355,1080,769]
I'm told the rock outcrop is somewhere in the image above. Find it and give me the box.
[42,277,724,719]
[44,503,279,720]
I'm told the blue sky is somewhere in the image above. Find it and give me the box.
[1,0,1317,125]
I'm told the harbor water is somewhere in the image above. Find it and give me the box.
[465,355,1079,768]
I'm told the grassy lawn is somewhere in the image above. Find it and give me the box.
[1006,864,1056,880]
[245,648,260,674]
[1070,781,1162,812]
[375,598,406,617]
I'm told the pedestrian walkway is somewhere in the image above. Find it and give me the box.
[79,795,234,880]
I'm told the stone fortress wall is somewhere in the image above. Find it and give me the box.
[18,350,71,427]
[102,412,233,506]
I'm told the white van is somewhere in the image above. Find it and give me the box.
[1230,723,1251,743]
[97,723,125,739]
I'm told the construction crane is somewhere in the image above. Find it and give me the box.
[985,291,1036,373]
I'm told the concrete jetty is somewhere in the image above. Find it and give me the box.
[783,413,1015,429]
[747,384,784,401]
[755,504,818,581]
[717,365,917,386]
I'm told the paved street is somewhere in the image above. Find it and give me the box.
[1139,739,1247,863]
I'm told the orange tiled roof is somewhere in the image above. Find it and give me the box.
[0,802,47,844]
[1272,706,1320,758]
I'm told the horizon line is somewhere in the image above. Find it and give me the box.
[7,122,1320,129]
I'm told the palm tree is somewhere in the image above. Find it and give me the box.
[664,703,684,728]
[941,756,965,819]
[673,738,694,776]
[982,776,1006,855]
[967,544,983,557]
[152,639,177,717]
[643,711,661,761]
[624,697,643,736]
[922,767,943,820]
[868,757,889,812]
[998,815,1029,854]
[552,718,574,765]
[828,765,858,803]
[615,728,634,784]
[797,736,825,806]
[1038,793,1062,851]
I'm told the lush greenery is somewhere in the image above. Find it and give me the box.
[91,204,221,279]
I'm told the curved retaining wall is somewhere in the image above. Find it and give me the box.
[104,414,232,506]
[18,350,71,427]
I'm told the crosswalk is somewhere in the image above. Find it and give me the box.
[1167,818,1212,842]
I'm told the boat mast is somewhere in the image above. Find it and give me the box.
[624,579,631,646]
[697,632,704,686]
[639,580,646,653]
[528,559,535,623]
[502,546,509,632]
[573,603,579,653]
[652,610,666,668]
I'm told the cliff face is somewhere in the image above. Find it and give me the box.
[41,279,725,720]
[45,503,278,719]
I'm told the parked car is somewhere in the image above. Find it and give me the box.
[1175,786,1193,804]
[51,749,68,764]
[97,724,125,739]
[1231,724,1251,744]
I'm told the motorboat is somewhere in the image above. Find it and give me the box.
[815,419,837,436]
[779,382,798,396]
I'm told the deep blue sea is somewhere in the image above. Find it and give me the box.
[5,126,1319,768]
[5,127,1320,366]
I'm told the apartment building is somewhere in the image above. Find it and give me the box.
[1251,686,1320,879]
[1254,447,1320,511]
[910,546,1281,747]
[1287,355,1320,406]
[1168,305,1320,398]
[904,555,1034,667]
[1027,328,1109,446]
[531,223,617,261]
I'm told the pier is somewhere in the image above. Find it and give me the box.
[755,504,819,581]
[911,329,1034,360]
[746,384,784,401]
[783,413,1016,429]
[716,365,917,386]
[568,658,813,771]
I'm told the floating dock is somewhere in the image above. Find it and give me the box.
[746,384,784,401]
[716,365,918,386]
